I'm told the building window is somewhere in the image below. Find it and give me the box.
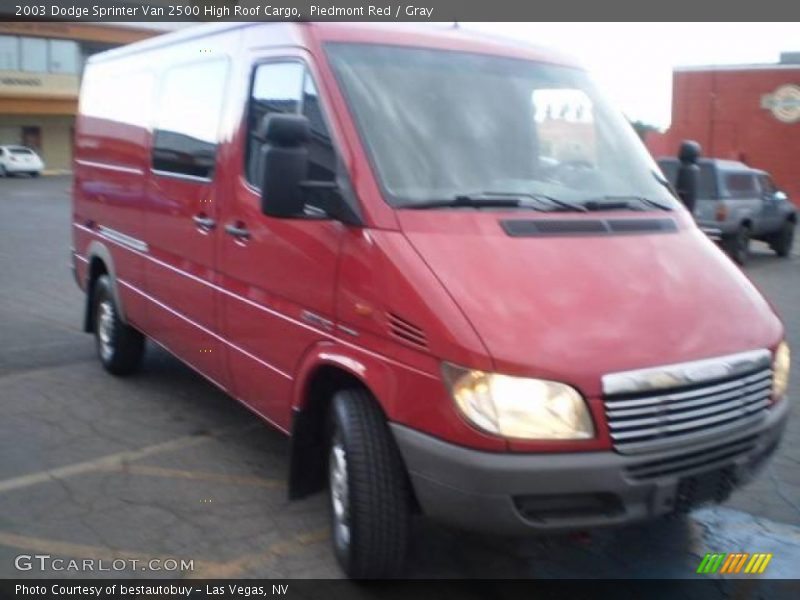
[22,126,42,151]
[0,35,81,74]
[0,35,19,70]
[49,39,79,74]
[152,59,229,179]
[21,37,48,73]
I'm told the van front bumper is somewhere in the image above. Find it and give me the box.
[391,400,788,535]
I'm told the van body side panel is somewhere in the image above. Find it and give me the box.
[73,59,156,329]
[332,228,508,451]
[138,34,239,389]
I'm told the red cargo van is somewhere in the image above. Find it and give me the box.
[72,23,790,577]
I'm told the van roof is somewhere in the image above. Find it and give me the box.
[88,22,580,69]
[657,156,767,174]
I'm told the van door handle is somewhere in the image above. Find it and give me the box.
[225,223,251,240]
[193,214,216,231]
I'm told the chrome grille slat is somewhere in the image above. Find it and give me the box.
[608,391,770,430]
[626,436,758,480]
[605,370,772,409]
[613,414,767,455]
[607,381,771,418]
[610,399,769,440]
[604,364,772,454]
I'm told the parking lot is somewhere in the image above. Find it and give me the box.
[0,175,798,579]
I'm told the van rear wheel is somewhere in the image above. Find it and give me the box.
[724,225,750,265]
[92,275,145,376]
[328,389,410,578]
[771,220,795,257]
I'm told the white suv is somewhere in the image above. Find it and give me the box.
[0,146,45,177]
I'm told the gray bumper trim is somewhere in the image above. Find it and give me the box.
[391,400,788,535]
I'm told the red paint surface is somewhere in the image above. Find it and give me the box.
[73,24,784,453]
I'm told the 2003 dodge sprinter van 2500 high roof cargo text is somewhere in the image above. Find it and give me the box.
[71,23,790,578]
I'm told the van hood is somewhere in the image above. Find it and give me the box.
[398,211,782,398]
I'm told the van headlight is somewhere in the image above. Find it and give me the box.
[773,341,791,400]
[442,364,594,440]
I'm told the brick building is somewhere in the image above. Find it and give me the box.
[647,53,800,205]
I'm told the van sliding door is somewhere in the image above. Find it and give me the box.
[142,57,230,389]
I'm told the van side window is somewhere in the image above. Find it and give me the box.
[245,61,336,187]
[152,59,228,180]
[302,74,336,182]
[246,62,304,186]
[724,172,757,198]
[758,174,776,196]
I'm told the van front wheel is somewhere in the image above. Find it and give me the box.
[328,389,410,578]
[92,275,145,376]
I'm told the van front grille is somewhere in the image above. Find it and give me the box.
[605,367,772,455]
[625,435,758,481]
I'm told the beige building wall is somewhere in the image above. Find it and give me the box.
[0,22,163,172]
[0,114,74,171]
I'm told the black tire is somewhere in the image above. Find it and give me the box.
[772,220,795,258]
[0,165,7,178]
[30,171,40,178]
[724,225,751,265]
[328,388,411,578]
[92,275,145,376]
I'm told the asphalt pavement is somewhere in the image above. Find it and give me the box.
[0,175,798,580]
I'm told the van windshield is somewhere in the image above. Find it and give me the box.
[326,43,678,210]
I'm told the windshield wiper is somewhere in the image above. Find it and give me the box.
[406,195,530,210]
[480,191,589,212]
[584,195,673,212]
[406,191,589,212]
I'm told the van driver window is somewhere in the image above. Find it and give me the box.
[246,62,336,187]
[152,59,228,180]
[725,173,757,198]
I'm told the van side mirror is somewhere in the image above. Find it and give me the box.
[259,114,311,218]
[258,114,362,225]
[774,190,788,202]
[676,140,702,213]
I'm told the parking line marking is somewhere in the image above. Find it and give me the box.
[0,425,253,494]
[190,528,330,578]
[0,530,222,572]
[101,464,285,489]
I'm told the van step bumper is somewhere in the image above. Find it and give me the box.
[390,399,788,535]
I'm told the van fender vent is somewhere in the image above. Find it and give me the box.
[387,312,428,349]
[501,218,678,237]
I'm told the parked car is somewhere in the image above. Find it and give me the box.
[72,23,790,578]
[0,145,44,177]
[658,157,796,264]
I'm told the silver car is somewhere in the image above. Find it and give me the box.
[0,145,45,178]
[658,157,796,265]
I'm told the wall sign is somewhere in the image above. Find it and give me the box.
[761,84,800,123]
[0,71,78,98]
